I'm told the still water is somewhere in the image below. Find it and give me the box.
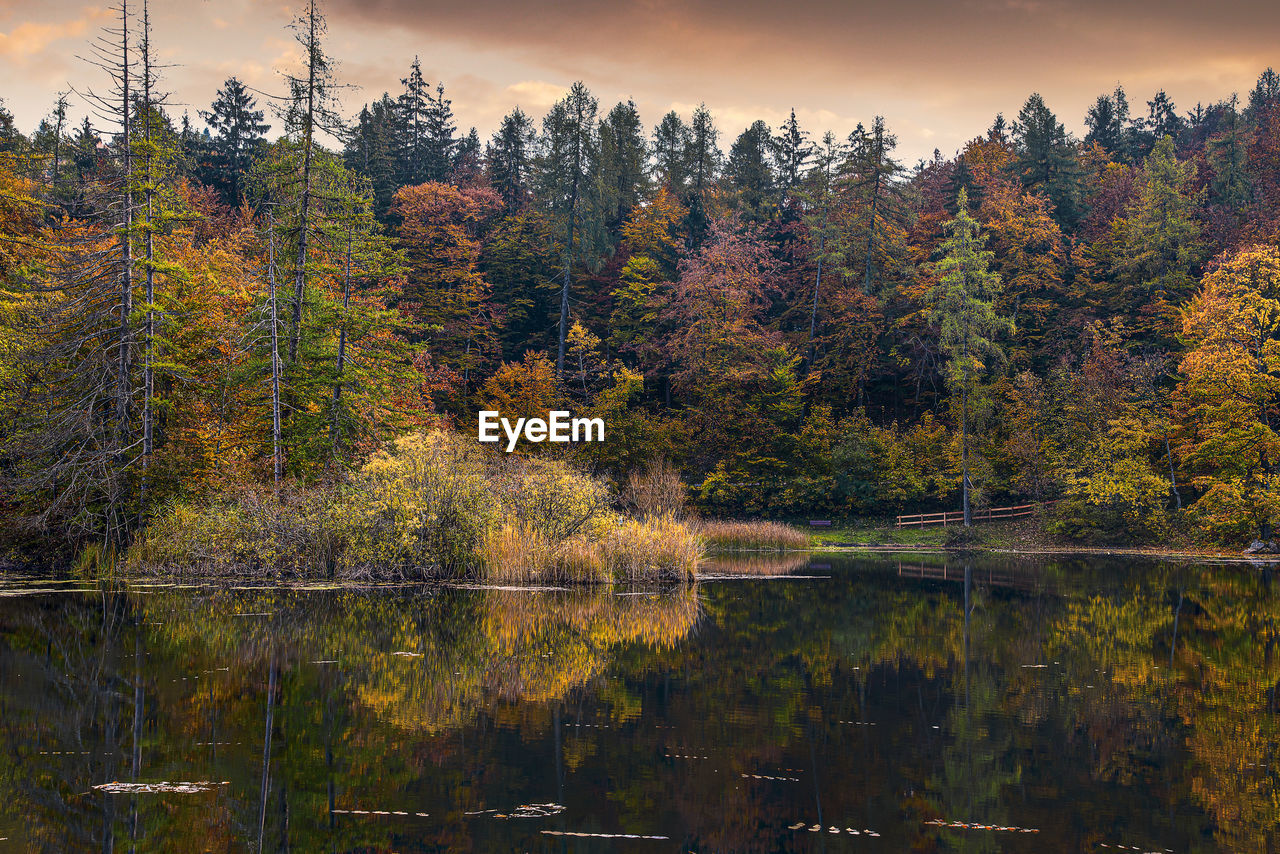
[0,553,1275,852]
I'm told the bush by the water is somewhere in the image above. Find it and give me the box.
[129,430,701,582]
[693,519,810,551]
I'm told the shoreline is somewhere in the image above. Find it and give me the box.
[812,543,1277,563]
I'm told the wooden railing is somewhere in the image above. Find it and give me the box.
[896,501,1052,529]
[896,561,1047,593]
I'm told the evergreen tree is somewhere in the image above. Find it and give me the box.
[652,110,690,192]
[535,81,601,374]
[487,108,535,212]
[1207,94,1250,211]
[1084,85,1129,158]
[453,126,482,184]
[1248,67,1280,118]
[423,81,457,182]
[683,104,720,242]
[397,57,431,184]
[1141,90,1184,152]
[1111,135,1204,344]
[344,95,400,217]
[927,188,1011,527]
[773,109,811,205]
[200,76,269,205]
[726,120,776,223]
[1011,93,1081,226]
[598,100,648,243]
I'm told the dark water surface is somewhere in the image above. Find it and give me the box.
[0,553,1276,852]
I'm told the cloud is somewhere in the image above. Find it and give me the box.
[0,5,107,61]
[2,0,1278,161]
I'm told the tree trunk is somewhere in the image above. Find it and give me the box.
[139,3,155,524]
[267,208,283,490]
[287,0,317,365]
[329,229,352,463]
[806,232,823,365]
[114,0,134,545]
[962,335,972,528]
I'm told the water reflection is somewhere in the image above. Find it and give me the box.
[0,556,1276,851]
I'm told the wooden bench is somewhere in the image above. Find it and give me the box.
[809,520,832,527]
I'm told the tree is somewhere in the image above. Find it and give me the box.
[397,57,431,185]
[535,81,600,376]
[726,120,776,223]
[1110,135,1204,344]
[422,81,457,183]
[392,181,503,394]
[1084,84,1131,159]
[277,0,343,366]
[773,109,811,205]
[598,100,648,244]
[1011,93,1081,226]
[652,111,690,192]
[799,132,844,362]
[1206,94,1251,212]
[487,108,535,212]
[1178,246,1280,542]
[199,76,269,204]
[683,104,720,243]
[927,189,1012,527]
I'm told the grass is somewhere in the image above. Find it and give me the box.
[693,519,810,552]
[806,519,948,548]
[479,515,701,585]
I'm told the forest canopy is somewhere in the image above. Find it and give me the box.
[4,0,1280,552]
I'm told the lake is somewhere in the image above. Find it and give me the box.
[0,553,1275,851]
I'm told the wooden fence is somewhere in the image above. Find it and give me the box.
[895,501,1053,529]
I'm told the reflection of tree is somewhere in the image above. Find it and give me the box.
[5,557,1280,850]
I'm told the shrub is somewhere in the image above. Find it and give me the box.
[623,458,688,520]
[127,487,340,576]
[130,429,705,583]
[340,431,498,575]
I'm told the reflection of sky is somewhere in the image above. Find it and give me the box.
[1,0,1277,163]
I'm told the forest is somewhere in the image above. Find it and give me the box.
[3,0,1280,563]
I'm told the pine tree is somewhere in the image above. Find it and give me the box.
[535,81,600,375]
[652,111,690,193]
[1207,94,1250,211]
[800,131,844,362]
[397,57,431,185]
[1011,93,1081,226]
[200,76,269,204]
[487,108,535,212]
[276,0,342,366]
[423,82,457,182]
[598,100,648,243]
[773,109,811,206]
[726,120,776,223]
[1112,135,1204,344]
[1143,90,1184,150]
[344,94,400,217]
[927,188,1012,527]
[683,104,720,243]
[1084,85,1129,158]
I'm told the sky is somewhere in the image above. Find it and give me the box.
[1,0,1277,164]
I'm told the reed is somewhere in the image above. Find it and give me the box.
[693,519,810,552]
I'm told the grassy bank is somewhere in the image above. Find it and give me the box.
[128,431,701,583]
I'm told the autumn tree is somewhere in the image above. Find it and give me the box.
[1178,245,1280,542]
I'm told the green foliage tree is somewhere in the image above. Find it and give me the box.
[927,188,1012,526]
